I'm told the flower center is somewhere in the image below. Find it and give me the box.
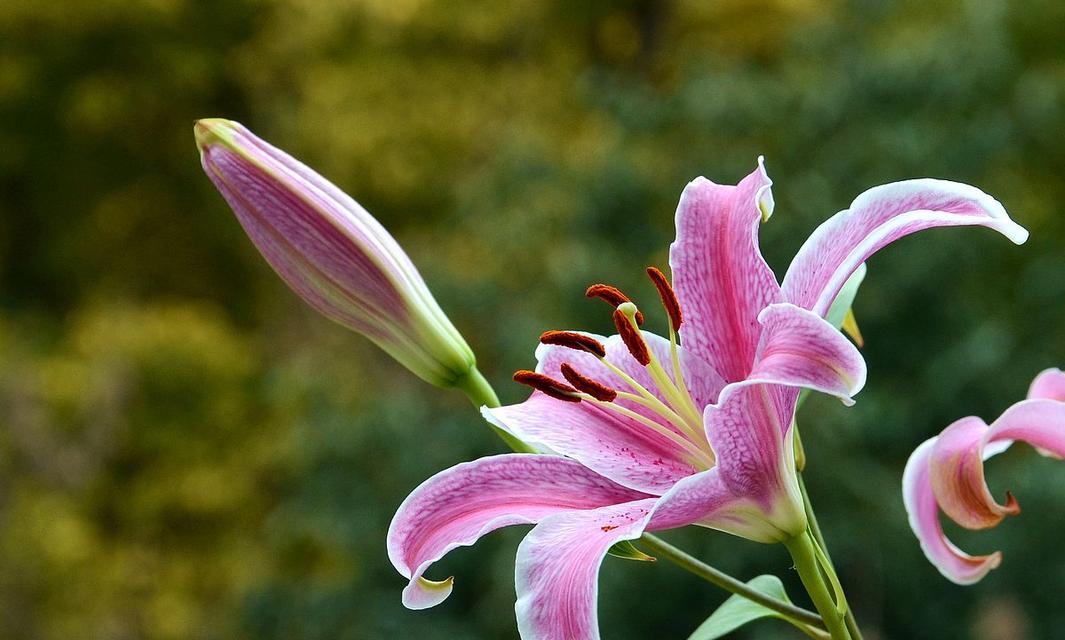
[514,267,714,469]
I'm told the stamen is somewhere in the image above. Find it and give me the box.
[513,370,581,402]
[560,363,617,402]
[613,307,650,366]
[586,283,645,325]
[646,266,683,330]
[539,331,607,358]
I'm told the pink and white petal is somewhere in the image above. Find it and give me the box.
[902,439,1002,585]
[482,395,698,495]
[748,303,867,405]
[648,467,795,543]
[928,417,1018,530]
[1027,368,1065,402]
[986,398,1065,459]
[702,383,806,538]
[387,454,648,609]
[782,179,1028,318]
[669,158,783,383]
[515,498,659,640]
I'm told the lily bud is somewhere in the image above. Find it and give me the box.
[194,118,477,388]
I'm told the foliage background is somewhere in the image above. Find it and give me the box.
[2,0,1064,638]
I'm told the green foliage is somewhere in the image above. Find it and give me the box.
[688,575,817,640]
[1,0,1065,638]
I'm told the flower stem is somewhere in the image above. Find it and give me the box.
[640,533,825,631]
[784,532,852,640]
[799,474,864,640]
[453,366,537,453]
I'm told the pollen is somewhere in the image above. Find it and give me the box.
[613,307,651,366]
[586,283,645,325]
[646,266,683,330]
[513,370,581,402]
[540,331,607,358]
[560,363,618,402]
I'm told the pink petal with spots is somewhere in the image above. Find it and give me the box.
[515,498,659,640]
[669,158,783,383]
[782,179,1028,318]
[387,454,648,610]
[702,384,806,538]
[482,393,699,495]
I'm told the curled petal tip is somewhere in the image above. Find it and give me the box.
[402,575,455,610]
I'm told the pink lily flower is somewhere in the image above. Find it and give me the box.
[388,160,1027,638]
[903,368,1065,584]
[195,119,478,389]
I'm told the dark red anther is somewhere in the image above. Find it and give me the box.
[559,363,617,402]
[586,283,644,325]
[646,266,683,330]
[612,309,651,366]
[539,331,607,358]
[513,370,581,402]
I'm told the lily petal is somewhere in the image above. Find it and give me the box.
[782,179,1028,318]
[1027,368,1065,401]
[515,498,658,640]
[703,384,806,539]
[902,439,1002,585]
[986,399,1065,459]
[482,393,699,495]
[387,454,649,609]
[748,303,867,405]
[928,417,1018,530]
[515,468,777,639]
[670,158,783,383]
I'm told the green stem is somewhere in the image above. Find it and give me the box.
[453,366,537,453]
[799,474,864,640]
[640,534,825,630]
[784,532,852,640]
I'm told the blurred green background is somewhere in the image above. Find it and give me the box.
[2,0,1065,638]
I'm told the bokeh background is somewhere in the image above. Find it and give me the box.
[2,0,1065,638]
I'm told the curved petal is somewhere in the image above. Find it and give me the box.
[929,417,1018,530]
[482,394,699,495]
[782,179,1028,317]
[387,454,648,609]
[748,303,867,405]
[515,498,658,640]
[1027,368,1065,401]
[514,468,788,639]
[902,438,1002,585]
[986,398,1065,458]
[669,158,783,383]
[703,383,806,539]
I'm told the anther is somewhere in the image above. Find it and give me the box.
[513,370,581,402]
[539,331,607,358]
[586,283,644,325]
[613,307,651,366]
[646,266,683,330]
[560,363,617,402]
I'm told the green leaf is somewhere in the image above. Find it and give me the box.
[687,575,808,640]
[606,540,656,562]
